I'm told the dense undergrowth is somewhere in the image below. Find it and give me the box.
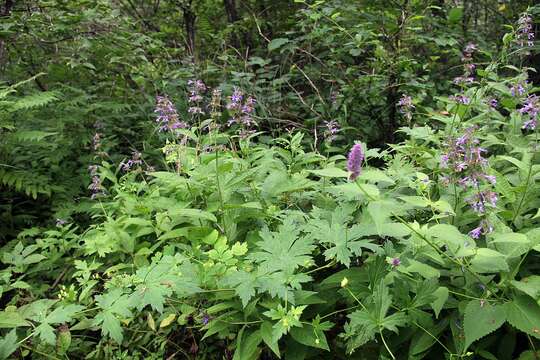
[2,1,540,359]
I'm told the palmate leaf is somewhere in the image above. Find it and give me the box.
[346,281,407,353]
[93,289,133,343]
[222,270,258,307]
[306,204,378,267]
[20,301,83,345]
[130,255,201,312]
[248,218,314,274]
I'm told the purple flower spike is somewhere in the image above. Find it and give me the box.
[347,143,364,181]
[391,258,401,267]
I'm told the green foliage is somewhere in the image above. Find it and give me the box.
[2,0,540,359]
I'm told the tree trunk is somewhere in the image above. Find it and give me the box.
[1,0,13,16]
[223,0,240,49]
[183,3,196,60]
[0,0,15,67]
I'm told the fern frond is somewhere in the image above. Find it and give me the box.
[0,167,53,199]
[11,131,57,142]
[12,91,60,111]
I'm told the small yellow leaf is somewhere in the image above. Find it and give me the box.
[160,313,176,328]
[231,242,248,256]
[147,313,156,331]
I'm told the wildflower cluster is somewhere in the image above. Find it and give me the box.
[440,128,495,188]
[88,165,104,199]
[440,127,497,237]
[454,43,477,86]
[322,120,340,143]
[209,88,223,121]
[187,79,207,115]
[120,151,143,172]
[450,94,471,105]
[519,94,539,130]
[155,95,187,132]
[397,94,414,122]
[226,87,257,136]
[510,80,528,97]
[516,13,535,49]
[347,143,364,181]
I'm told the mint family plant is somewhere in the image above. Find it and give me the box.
[1,15,540,360]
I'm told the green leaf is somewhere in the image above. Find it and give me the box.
[409,318,448,356]
[248,218,314,274]
[346,280,407,353]
[491,233,531,258]
[506,295,540,339]
[268,38,290,51]
[431,287,449,318]
[404,259,440,279]
[470,248,509,273]
[306,205,378,267]
[290,323,330,351]
[448,7,463,23]
[261,321,281,358]
[308,167,349,178]
[463,300,507,350]
[93,289,133,343]
[233,327,262,360]
[0,329,18,360]
[222,270,258,307]
[168,208,217,223]
[0,310,31,328]
[511,276,540,300]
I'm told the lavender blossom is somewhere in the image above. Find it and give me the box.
[187,80,207,115]
[347,143,364,181]
[516,14,535,49]
[440,127,491,188]
[391,258,401,267]
[510,81,527,97]
[450,94,471,105]
[397,94,415,121]
[465,190,498,214]
[322,120,340,142]
[468,220,494,239]
[92,133,102,151]
[453,43,477,86]
[155,95,187,132]
[519,94,540,130]
[120,151,143,172]
[201,313,211,325]
[226,88,258,133]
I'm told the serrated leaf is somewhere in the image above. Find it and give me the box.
[506,295,540,339]
[463,300,507,350]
